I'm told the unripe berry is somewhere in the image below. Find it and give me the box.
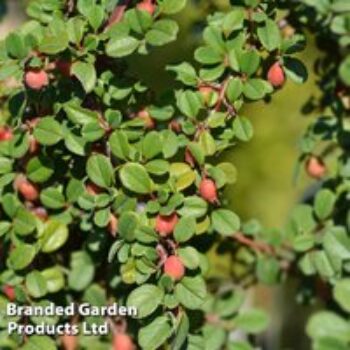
[14,175,39,201]
[61,334,78,350]
[56,60,72,77]
[136,0,156,15]
[137,109,155,129]
[306,156,326,179]
[108,214,118,237]
[3,285,15,301]
[267,62,285,87]
[164,256,185,281]
[155,213,178,237]
[199,85,215,105]
[199,178,218,204]
[0,127,13,142]
[113,333,134,350]
[25,69,49,91]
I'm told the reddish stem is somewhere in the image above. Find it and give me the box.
[232,232,275,255]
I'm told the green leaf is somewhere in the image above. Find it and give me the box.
[226,78,243,103]
[235,309,269,334]
[314,189,336,220]
[118,212,138,242]
[25,271,47,298]
[40,220,69,253]
[26,156,54,183]
[323,228,350,261]
[109,130,131,160]
[194,46,223,65]
[172,312,189,350]
[167,62,198,86]
[333,279,350,312]
[64,102,99,125]
[71,61,97,93]
[86,154,115,189]
[203,26,225,54]
[39,34,69,54]
[40,187,65,209]
[41,266,65,294]
[307,311,350,342]
[232,116,254,142]
[178,196,208,218]
[178,247,200,270]
[239,50,260,76]
[13,208,36,236]
[284,57,308,84]
[106,35,139,57]
[199,131,216,156]
[175,276,207,309]
[257,19,281,51]
[68,251,95,291]
[139,316,172,350]
[146,19,179,46]
[81,121,105,142]
[243,79,272,100]
[223,9,245,35]
[142,131,163,159]
[9,243,36,270]
[127,284,164,318]
[21,335,56,350]
[125,9,153,34]
[174,216,196,243]
[5,33,29,59]
[212,209,240,236]
[120,163,153,194]
[170,163,196,191]
[176,90,203,118]
[33,117,63,146]
[160,0,187,14]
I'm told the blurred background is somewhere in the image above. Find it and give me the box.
[0,1,321,349]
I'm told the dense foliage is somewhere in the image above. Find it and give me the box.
[1,0,346,349]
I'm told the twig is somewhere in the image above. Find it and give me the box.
[232,232,276,255]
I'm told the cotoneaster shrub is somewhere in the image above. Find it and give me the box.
[0,0,309,349]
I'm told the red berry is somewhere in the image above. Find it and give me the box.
[137,109,155,129]
[61,334,78,350]
[199,178,218,204]
[14,175,39,201]
[56,60,71,77]
[267,62,285,87]
[306,156,326,179]
[25,69,49,91]
[155,213,178,237]
[136,0,156,15]
[113,333,134,350]
[0,127,13,142]
[164,256,185,281]
[108,214,118,237]
[3,285,15,301]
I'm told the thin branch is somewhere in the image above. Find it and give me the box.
[232,232,276,255]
